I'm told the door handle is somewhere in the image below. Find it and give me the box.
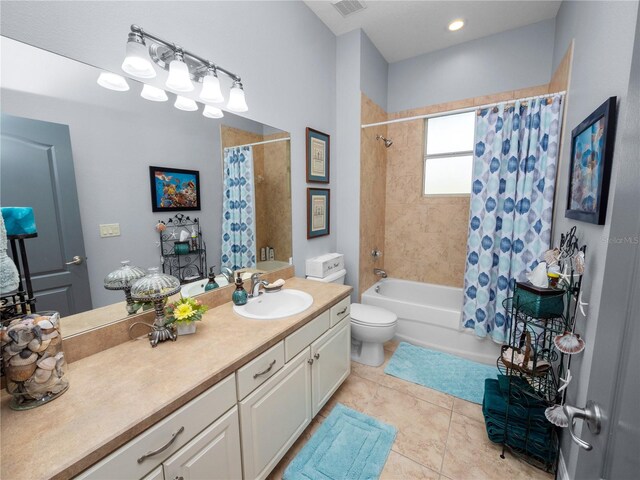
[137,426,184,463]
[314,353,320,360]
[65,255,83,266]
[563,400,602,451]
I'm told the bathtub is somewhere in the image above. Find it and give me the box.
[361,278,500,365]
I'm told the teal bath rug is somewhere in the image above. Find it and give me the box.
[283,403,396,480]
[384,342,498,404]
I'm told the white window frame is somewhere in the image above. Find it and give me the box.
[422,112,475,197]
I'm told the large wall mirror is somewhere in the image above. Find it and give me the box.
[0,37,292,335]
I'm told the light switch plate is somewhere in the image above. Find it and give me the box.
[99,223,120,238]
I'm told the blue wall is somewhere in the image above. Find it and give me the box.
[387,19,556,113]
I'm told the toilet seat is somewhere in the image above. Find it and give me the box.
[350,303,397,327]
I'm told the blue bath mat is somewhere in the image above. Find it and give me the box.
[384,342,498,404]
[283,403,396,480]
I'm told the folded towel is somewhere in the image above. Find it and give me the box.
[484,415,556,464]
[483,379,548,428]
[497,374,547,408]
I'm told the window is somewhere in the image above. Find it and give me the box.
[423,111,475,195]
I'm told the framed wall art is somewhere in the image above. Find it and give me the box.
[307,188,330,239]
[565,97,617,225]
[306,127,330,183]
[149,166,201,212]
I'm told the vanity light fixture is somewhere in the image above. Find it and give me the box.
[200,65,224,103]
[166,49,194,92]
[140,84,168,102]
[174,95,198,111]
[448,19,465,31]
[121,31,156,78]
[97,72,130,91]
[227,81,249,113]
[120,24,248,111]
[203,105,224,119]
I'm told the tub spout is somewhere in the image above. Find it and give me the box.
[374,268,387,278]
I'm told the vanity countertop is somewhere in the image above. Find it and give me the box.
[0,277,352,480]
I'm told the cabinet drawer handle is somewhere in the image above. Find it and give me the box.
[137,426,184,463]
[253,359,277,379]
[314,353,320,360]
[337,306,348,316]
[307,358,314,365]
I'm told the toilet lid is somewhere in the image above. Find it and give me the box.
[350,303,397,327]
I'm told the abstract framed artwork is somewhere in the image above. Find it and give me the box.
[149,166,201,212]
[306,127,330,183]
[307,188,330,239]
[565,97,617,225]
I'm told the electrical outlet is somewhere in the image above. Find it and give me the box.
[99,223,121,238]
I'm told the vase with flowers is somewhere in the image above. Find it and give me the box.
[165,297,208,336]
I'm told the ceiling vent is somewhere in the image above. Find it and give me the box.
[331,0,367,17]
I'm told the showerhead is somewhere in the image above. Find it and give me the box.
[376,134,393,148]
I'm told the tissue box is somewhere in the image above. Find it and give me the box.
[305,253,344,279]
[1,207,37,236]
[515,282,565,319]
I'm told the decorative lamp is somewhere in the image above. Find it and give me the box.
[166,49,194,92]
[104,260,147,314]
[199,65,224,103]
[97,72,130,91]
[141,84,168,102]
[121,31,156,79]
[227,80,248,112]
[130,267,181,347]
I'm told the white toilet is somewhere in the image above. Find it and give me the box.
[305,265,397,367]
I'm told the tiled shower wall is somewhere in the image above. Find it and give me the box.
[359,95,387,297]
[360,83,552,293]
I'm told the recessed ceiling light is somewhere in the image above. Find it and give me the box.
[448,19,465,32]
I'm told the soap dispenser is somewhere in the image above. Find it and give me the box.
[204,267,219,291]
[232,272,248,306]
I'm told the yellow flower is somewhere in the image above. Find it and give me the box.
[174,303,195,321]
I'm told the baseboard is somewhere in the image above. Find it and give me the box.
[558,449,569,480]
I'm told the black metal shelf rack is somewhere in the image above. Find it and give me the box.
[158,214,207,284]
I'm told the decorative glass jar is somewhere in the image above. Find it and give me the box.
[104,260,146,314]
[2,311,69,410]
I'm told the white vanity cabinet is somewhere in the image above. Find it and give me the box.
[77,297,351,480]
[310,317,351,416]
[240,309,351,480]
[162,406,242,480]
[239,348,313,480]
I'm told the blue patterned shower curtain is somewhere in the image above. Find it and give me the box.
[221,146,257,270]
[462,95,563,343]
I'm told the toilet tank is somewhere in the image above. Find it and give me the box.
[305,253,345,279]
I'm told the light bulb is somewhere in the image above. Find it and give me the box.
[227,81,248,112]
[121,33,156,79]
[200,68,224,103]
[166,52,194,92]
[141,84,168,102]
[203,105,224,118]
[174,95,198,111]
[448,19,465,31]
[97,72,130,91]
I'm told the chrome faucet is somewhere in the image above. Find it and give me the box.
[221,267,234,284]
[249,273,269,298]
[374,268,387,278]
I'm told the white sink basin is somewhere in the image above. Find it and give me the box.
[233,289,313,320]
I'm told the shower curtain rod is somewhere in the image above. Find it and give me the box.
[361,91,566,128]
[225,137,291,149]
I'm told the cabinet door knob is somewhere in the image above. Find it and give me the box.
[314,353,320,360]
[307,358,314,365]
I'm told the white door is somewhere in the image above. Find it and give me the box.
[240,348,312,480]
[162,407,242,480]
[311,319,351,416]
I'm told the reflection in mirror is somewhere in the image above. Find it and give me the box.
[0,36,292,335]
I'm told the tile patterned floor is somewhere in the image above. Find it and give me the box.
[268,341,553,480]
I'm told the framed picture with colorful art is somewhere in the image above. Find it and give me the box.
[306,127,330,183]
[565,97,617,225]
[149,166,201,212]
[307,188,330,239]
